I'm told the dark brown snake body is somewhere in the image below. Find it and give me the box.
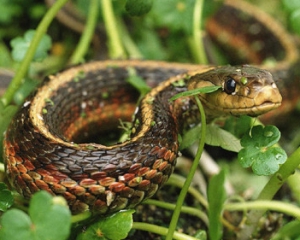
[3,0,299,214]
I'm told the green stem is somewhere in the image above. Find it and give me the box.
[144,199,209,226]
[71,211,92,224]
[166,97,206,240]
[70,0,99,64]
[101,0,126,59]
[287,170,300,203]
[167,174,208,209]
[224,200,300,220]
[189,0,207,64]
[1,0,68,107]
[132,222,199,240]
[116,17,143,59]
[0,163,4,172]
[239,146,300,239]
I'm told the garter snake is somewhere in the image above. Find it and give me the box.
[3,0,299,214]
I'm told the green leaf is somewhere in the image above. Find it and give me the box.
[135,29,167,60]
[205,124,242,152]
[181,124,241,152]
[223,115,252,139]
[272,220,300,240]
[282,0,300,13]
[126,67,151,96]
[13,78,39,105]
[194,230,207,240]
[0,42,13,67]
[180,125,201,150]
[10,30,52,62]
[290,9,300,35]
[125,0,153,16]
[0,191,71,240]
[0,183,14,211]
[0,0,22,24]
[149,0,195,34]
[170,85,221,101]
[207,169,226,240]
[0,209,34,240]
[238,125,287,176]
[77,210,134,240]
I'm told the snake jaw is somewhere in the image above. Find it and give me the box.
[250,84,282,116]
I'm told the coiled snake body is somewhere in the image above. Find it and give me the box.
[3,0,299,214]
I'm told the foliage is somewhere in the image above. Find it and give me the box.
[0,183,14,211]
[10,30,52,62]
[238,125,287,175]
[0,191,71,240]
[0,0,299,239]
[77,210,134,240]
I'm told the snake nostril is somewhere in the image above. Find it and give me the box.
[251,80,264,88]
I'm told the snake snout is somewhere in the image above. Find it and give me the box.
[252,84,282,115]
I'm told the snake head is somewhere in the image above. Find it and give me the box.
[188,65,282,117]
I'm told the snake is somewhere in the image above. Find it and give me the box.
[3,0,299,215]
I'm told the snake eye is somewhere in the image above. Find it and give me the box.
[224,78,236,94]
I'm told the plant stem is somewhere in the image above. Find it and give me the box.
[238,146,300,239]
[101,0,126,59]
[167,174,208,209]
[224,200,300,220]
[132,222,199,240]
[1,0,68,107]
[144,199,209,226]
[116,17,143,59]
[166,97,206,240]
[0,163,4,173]
[71,211,92,223]
[189,0,207,64]
[70,0,99,64]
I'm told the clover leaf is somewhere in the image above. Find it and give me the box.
[10,30,52,62]
[0,191,71,240]
[0,183,14,212]
[238,125,287,176]
[77,210,134,240]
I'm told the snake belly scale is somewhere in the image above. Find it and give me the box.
[4,61,281,214]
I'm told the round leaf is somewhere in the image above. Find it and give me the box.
[238,125,287,176]
[77,210,134,240]
[29,191,71,240]
[0,191,71,240]
[0,183,14,211]
[10,30,52,62]
[0,209,34,240]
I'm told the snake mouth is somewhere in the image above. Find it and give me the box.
[249,101,281,116]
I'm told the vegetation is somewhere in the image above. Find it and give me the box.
[0,0,300,239]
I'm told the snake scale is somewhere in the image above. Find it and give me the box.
[3,0,300,214]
